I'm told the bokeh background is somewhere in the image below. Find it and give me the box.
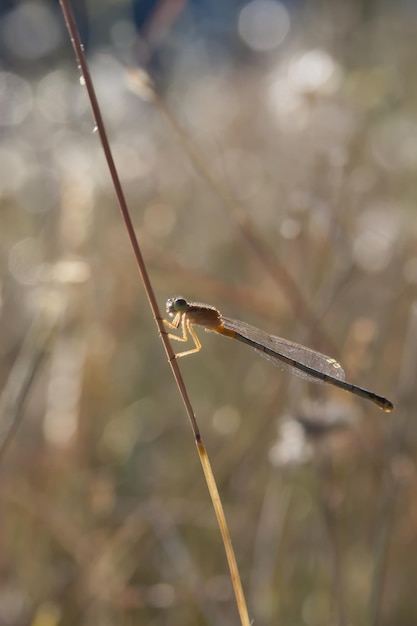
[1,0,417,624]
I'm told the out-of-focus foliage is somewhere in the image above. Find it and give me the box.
[0,1,416,625]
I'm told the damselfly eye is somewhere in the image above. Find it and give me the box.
[166,297,188,314]
[174,298,187,309]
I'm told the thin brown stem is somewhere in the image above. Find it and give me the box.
[58,3,251,624]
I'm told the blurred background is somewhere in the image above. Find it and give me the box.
[0,0,417,624]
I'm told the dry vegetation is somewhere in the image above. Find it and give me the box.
[0,1,417,625]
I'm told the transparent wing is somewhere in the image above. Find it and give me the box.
[221,316,345,383]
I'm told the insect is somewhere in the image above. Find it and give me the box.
[165,297,393,412]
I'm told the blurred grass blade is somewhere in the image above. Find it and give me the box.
[0,309,59,462]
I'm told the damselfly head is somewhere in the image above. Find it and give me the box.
[166,297,188,316]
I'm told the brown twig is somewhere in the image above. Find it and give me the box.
[58,2,251,624]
